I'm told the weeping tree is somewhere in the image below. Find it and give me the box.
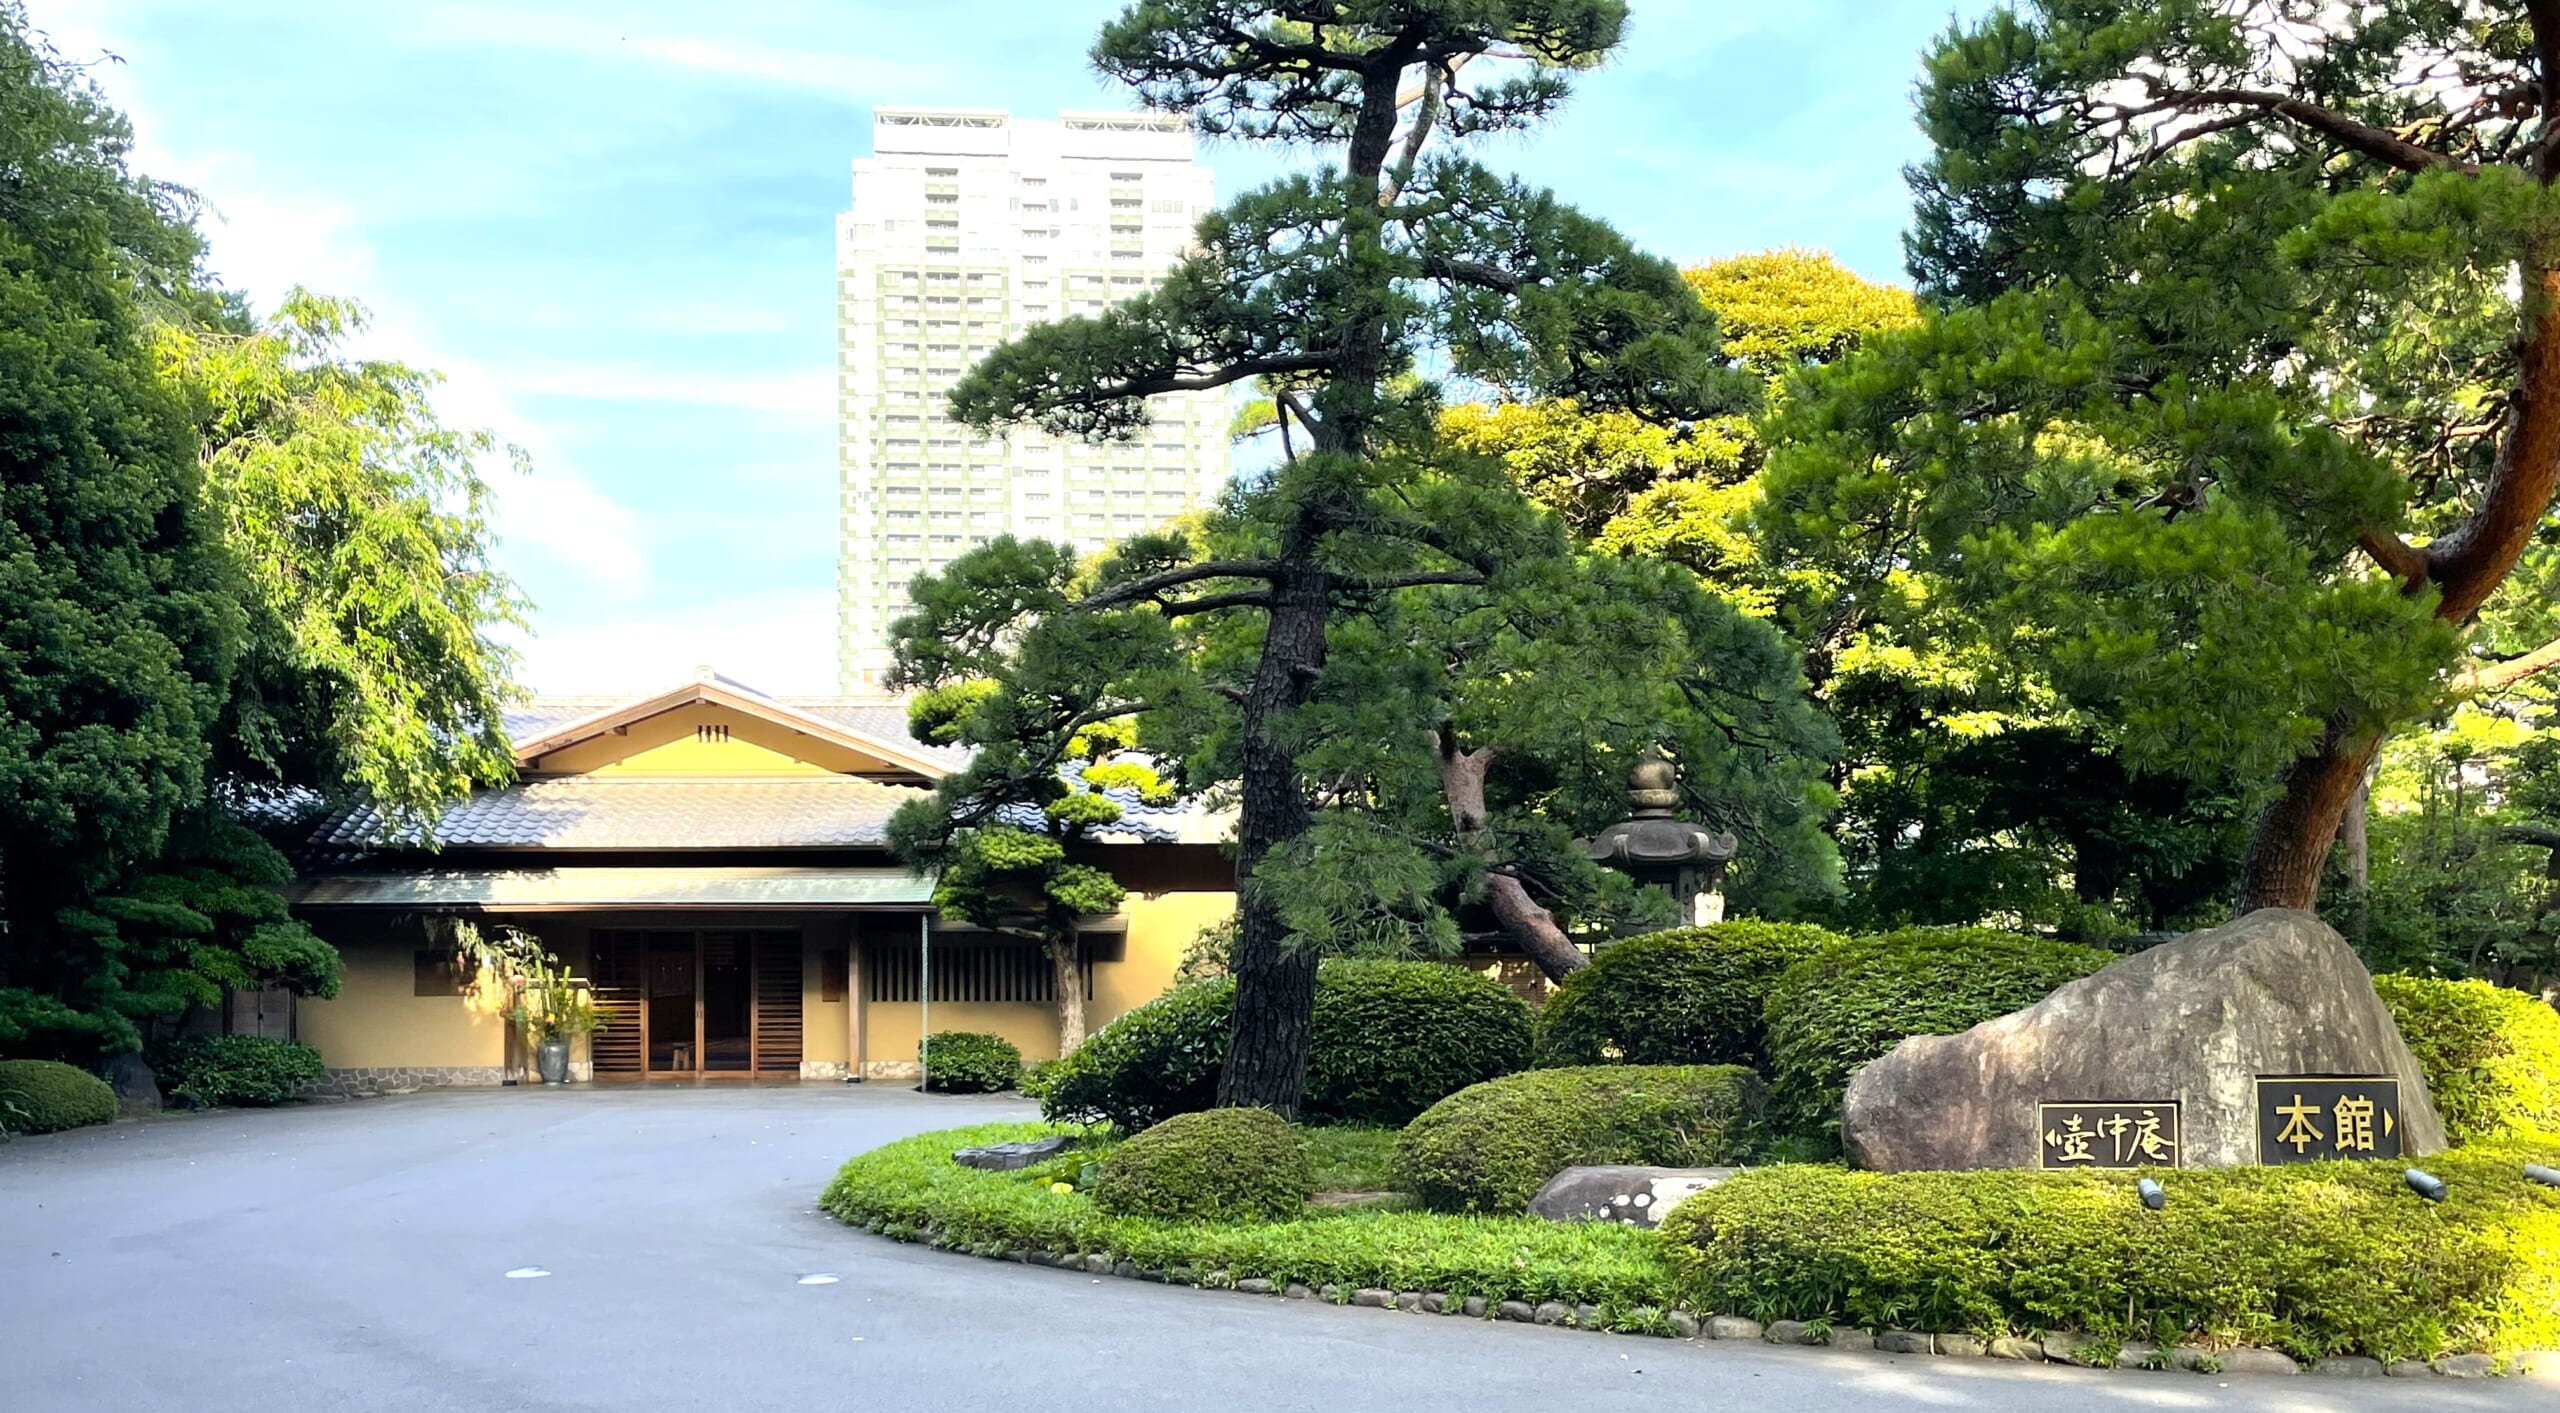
[892,0,1777,1114]
[1763,0,2560,913]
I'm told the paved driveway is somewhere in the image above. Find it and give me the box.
[3,1084,2549,1413]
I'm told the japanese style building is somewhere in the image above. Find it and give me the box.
[283,671,1233,1094]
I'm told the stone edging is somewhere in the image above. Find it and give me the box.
[856,1225,2549,1382]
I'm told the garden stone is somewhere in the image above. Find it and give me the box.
[2221,1349,2299,1376]
[1574,1304,1603,1329]
[1826,1329,1876,1352]
[2313,1356,2384,1378]
[1113,1261,1138,1279]
[2435,1354,2495,1378]
[1844,909,2447,1171]
[1988,1337,2041,1362]
[1415,1292,1447,1314]
[1352,1288,1391,1308]
[2113,1342,2160,1369]
[2165,1346,2209,1371]
[2386,1360,2435,1378]
[1084,1255,1112,1274]
[1284,1283,1312,1300]
[103,1053,160,1115]
[1877,1330,1933,1355]
[1403,1291,1430,1313]
[951,1135,1072,1171]
[1463,1296,1489,1318]
[2040,1332,2092,1364]
[1236,1278,1274,1296]
[1764,1320,1813,1345]
[1526,1166,1739,1227]
[1533,1301,1570,1326]
[1935,1334,1985,1358]
[1497,1300,1535,1323]
[1667,1312,1699,1338]
[1707,1316,1764,1341]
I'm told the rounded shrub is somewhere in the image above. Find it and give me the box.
[1536,921,1846,1068]
[920,1031,1023,1094]
[151,1035,324,1108]
[1761,927,2112,1144]
[1306,960,1533,1125]
[1393,1064,1764,1214]
[0,1059,117,1134]
[1039,959,1535,1131]
[2372,975,2560,1145]
[1090,1107,1313,1221]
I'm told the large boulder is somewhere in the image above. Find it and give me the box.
[1843,909,2447,1171]
[103,1053,161,1116]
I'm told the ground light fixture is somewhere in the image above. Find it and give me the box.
[2527,1163,2560,1189]
[2135,1178,2166,1210]
[2404,1168,2447,1203]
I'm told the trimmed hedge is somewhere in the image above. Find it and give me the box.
[2374,975,2560,1145]
[1393,1065,1763,1215]
[1039,959,1534,1130]
[1660,1139,2560,1362]
[922,1031,1022,1094]
[1092,1108,1313,1221]
[1761,927,2112,1142]
[151,1035,324,1108]
[821,1121,1679,1309]
[1536,921,1845,1068]
[0,1059,116,1134]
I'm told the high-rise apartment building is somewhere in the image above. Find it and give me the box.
[834,107,1229,691]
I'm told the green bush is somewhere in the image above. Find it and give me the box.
[922,1031,1022,1094]
[1761,927,2112,1143]
[1091,1108,1314,1221]
[1039,959,1534,1130]
[1536,921,1846,1068]
[821,1120,1678,1310]
[1307,960,1533,1125]
[150,1035,324,1107]
[2373,975,2560,1145]
[1660,1138,2560,1362]
[1393,1064,1763,1215]
[0,1059,116,1133]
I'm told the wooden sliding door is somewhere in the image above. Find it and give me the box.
[587,928,802,1077]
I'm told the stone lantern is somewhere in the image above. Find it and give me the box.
[1582,754,1738,927]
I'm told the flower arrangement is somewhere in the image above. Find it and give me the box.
[451,921,605,1046]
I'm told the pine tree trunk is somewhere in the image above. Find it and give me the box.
[1215,570,1329,1116]
[1436,737,1589,980]
[1051,939,1086,1056]
[2238,733,2378,910]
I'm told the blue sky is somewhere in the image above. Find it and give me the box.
[32,0,1983,697]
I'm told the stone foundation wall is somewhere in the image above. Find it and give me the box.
[799,1061,851,1081]
[304,1066,509,1099]
[860,1059,923,1082]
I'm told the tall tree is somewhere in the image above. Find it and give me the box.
[1764,0,2560,912]
[895,0,1755,1114]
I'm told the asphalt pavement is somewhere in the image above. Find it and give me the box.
[3,1083,2549,1412]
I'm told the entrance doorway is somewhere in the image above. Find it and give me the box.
[592,929,802,1077]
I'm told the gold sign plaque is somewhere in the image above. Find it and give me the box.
[2038,1101,2183,1169]
[2255,1077,2401,1164]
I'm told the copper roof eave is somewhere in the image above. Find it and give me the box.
[288,866,939,911]
[508,680,952,780]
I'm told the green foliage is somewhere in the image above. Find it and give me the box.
[0,1059,116,1134]
[149,1034,323,1108]
[1535,922,1846,1068]
[922,1031,1023,1095]
[1091,1108,1314,1222]
[822,1120,1681,1309]
[1659,1141,2560,1362]
[1038,959,1534,1131]
[1761,929,2113,1144]
[1392,1064,1763,1215]
[2373,976,2560,1146]
[1307,959,1534,1126]
[1297,1125,1400,1194]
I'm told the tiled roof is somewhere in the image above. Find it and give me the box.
[308,776,927,852]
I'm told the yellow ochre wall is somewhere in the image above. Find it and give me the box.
[856,889,1232,1074]
[296,923,507,1069]
[525,702,910,778]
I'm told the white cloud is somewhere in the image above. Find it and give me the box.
[505,588,839,697]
